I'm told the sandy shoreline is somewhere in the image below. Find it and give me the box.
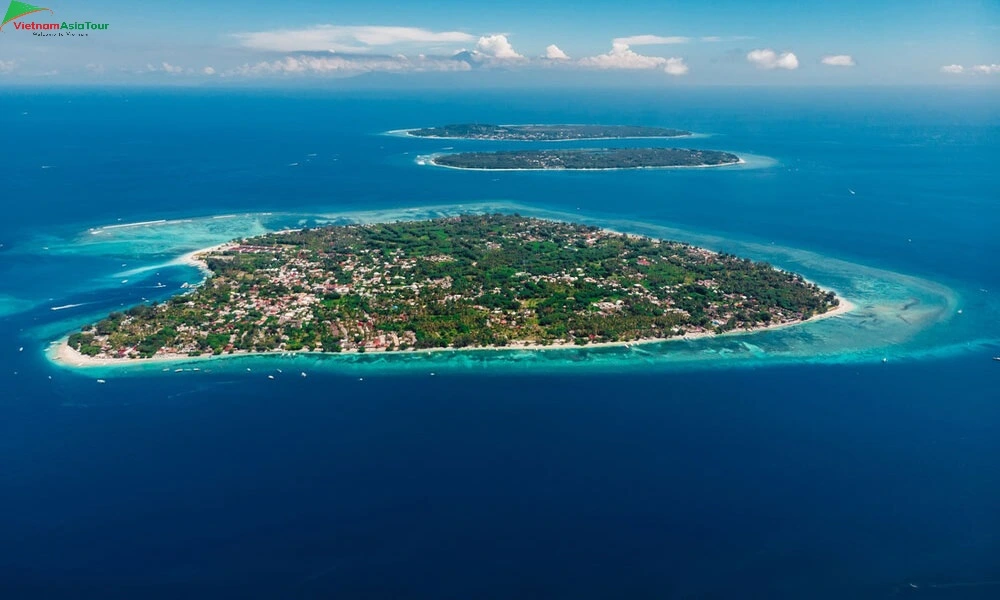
[50,296,856,370]
[175,242,236,275]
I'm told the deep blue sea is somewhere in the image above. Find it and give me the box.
[1,87,998,598]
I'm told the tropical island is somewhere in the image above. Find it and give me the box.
[430,148,741,170]
[59,214,842,364]
[405,124,691,141]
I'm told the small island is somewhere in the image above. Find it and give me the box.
[60,215,842,364]
[429,148,741,170]
[406,124,691,141]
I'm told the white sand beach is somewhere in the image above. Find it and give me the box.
[51,294,856,369]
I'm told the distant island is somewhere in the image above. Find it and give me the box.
[58,215,844,365]
[406,124,691,141]
[430,148,741,170]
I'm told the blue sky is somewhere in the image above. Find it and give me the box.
[0,0,997,85]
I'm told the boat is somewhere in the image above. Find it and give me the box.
[96,379,106,384]
[993,357,1000,362]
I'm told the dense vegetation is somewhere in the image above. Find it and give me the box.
[68,215,837,360]
[408,124,691,141]
[432,148,740,170]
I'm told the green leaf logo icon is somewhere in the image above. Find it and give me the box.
[1,1,52,30]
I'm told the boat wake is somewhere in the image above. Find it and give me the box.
[50,302,90,311]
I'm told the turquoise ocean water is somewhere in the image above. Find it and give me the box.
[0,87,998,597]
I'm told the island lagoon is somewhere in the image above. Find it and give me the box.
[1,87,998,598]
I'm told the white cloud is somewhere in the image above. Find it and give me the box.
[203,66,216,75]
[577,43,687,75]
[235,25,475,53]
[0,60,16,74]
[663,57,689,76]
[821,54,856,67]
[579,42,669,70]
[746,48,799,70]
[971,64,1000,74]
[940,64,1000,74]
[230,54,471,77]
[544,44,570,60]
[613,34,690,46]
[145,62,184,74]
[85,63,105,74]
[474,34,523,59]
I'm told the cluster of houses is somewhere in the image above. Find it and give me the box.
[78,219,813,360]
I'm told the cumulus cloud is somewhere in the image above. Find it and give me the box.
[474,34,523,59]
[147,62,184,74]
[578,43,687,75]
[235,25,475,53]
[663,57,689,76]
[942,63,1000,74]
[821,54,855,67]
[230,54,471,77]
[746,48,799,70]
[613,34,689,46]
[579,42,669,69]
[544,44,570,60]
[202,66,216,75]
[446,35,524,67]
[971,64,1000,74]
[0,60,16,74]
